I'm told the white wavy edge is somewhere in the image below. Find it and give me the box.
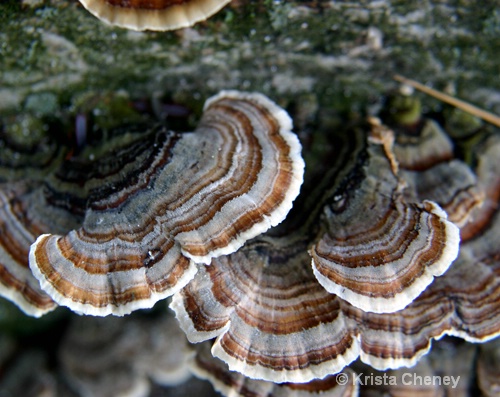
[361,325,500,374]
[27,91,302,317]
[189,342,360,397]
[212,334,359,384]
[183,90,305,265]
[171,289,231,343]
[0,281,56,318]
[173,286,361,384]
[0,243,57,317]
[29,234,198,317]
[312,200,461,314]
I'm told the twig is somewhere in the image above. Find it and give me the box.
[393,74,500,128]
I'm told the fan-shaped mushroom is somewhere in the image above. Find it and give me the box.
[460,134,500,241]
[191,341,358,397]
[392,118,484,228]
[29,91,304,316]
[309,122,460,314]
[0,124,73,316]
[0,182,76,316]
[0,123,163,316]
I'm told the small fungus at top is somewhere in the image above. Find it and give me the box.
[78,0,232,31]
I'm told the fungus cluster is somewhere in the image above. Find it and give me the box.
[190,337,500,396]
[0,91,304,318]
[0,88,499,396]
[171,110,500,395]
[171,114,499,386]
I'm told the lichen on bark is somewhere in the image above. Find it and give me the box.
[1,0,499,124]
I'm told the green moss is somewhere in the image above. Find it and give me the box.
[1,0,499,130]
[383,94,422,126]
[4,114,48,146]
[0,0,21,18]
[71,90,145,131]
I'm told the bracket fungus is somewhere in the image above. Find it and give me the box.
[78,0,232,31]
[0,181,75,317]
[0,126,71,317]
[172,223,492,384]
[25,91,304,316]
[460,134,500,242]
[172,122,468,383]
[2,83,498,394]
[172,238,358,383]
[390,117,484,228]
[191,341,358,397]
[309,122,460,314]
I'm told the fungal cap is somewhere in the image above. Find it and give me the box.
[78,0,232,31]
